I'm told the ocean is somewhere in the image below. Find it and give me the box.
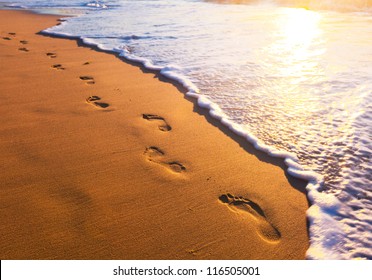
[2,0,371,259]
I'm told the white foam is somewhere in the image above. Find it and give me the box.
[86,1,107,9]
[5,4,27,9]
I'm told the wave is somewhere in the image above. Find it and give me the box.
[4,3,27,9]
[85,1,108,9]
[3,1,109,11]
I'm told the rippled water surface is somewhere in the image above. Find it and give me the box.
[5,0,372,259]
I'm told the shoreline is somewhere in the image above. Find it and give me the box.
[0,9,309,259]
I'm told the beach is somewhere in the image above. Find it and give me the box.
[0,9,309,259]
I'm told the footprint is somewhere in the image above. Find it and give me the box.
[144,146,186,173]
[83,61,91,65]
[46,52,57,58]
[143,114,172,132]
[3,33,16,40]
[3,32,16,41]
[219,193,281,243]
[18,47,29,52]
[86,96,109,109]
[20,40,28,45]
[80,76,95,85]
[51,64,65,70]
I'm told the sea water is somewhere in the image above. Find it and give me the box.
[3,0,371,259]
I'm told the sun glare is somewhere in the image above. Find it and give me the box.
[258,7,325,116]
[265,8,324,79]
[280,8,322,48]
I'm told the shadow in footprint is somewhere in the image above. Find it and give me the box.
[219,193,281,243]
[18,47,29,52]
[168,162,186,173]
[46,52,57,58]
[143,114,172,132]
[3,33,16,41]
[86,96,109,109]
[20,40,28,45]
[51,64,65,70]
[144,146,186,173]
[80,76,95,85]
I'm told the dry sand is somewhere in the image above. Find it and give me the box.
[0,10,309,259]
